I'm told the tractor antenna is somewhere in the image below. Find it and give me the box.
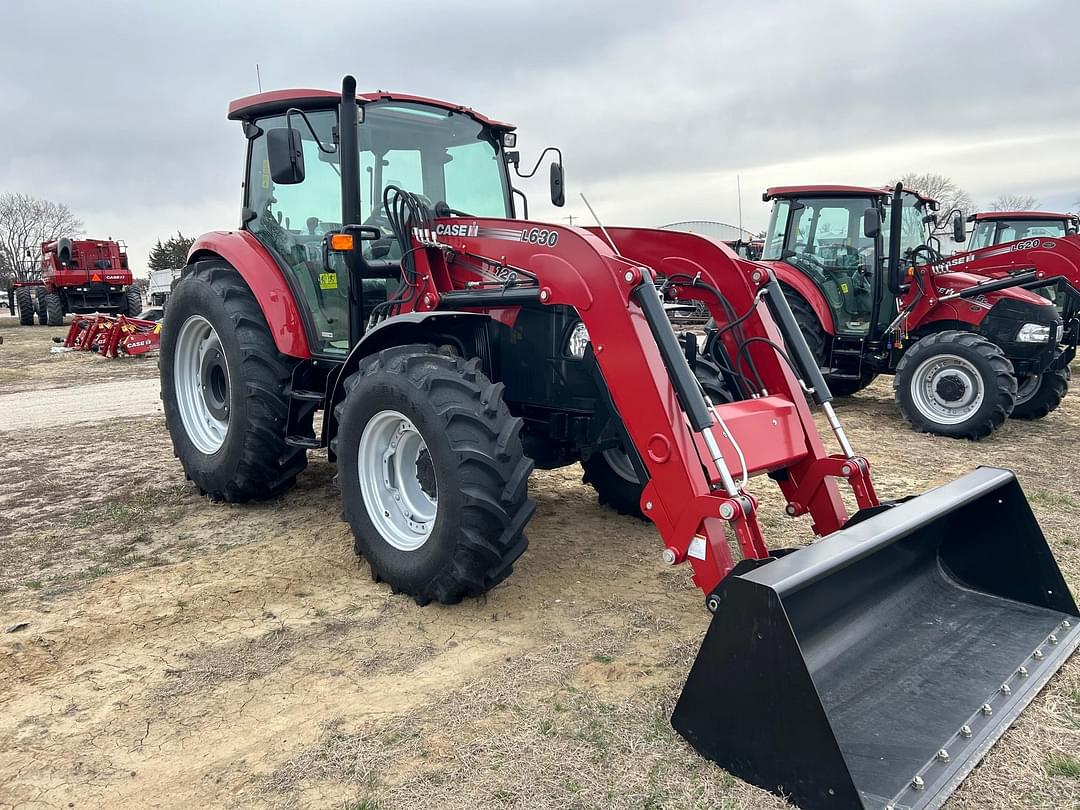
[737,174,744,234]
[579,193,622,257]
[256,63,263,93]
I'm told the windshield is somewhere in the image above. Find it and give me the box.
[360,101,510,223]
[761,200,790,260]
[969,218,1067,250]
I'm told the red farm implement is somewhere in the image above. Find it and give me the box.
[56,314,160,358]
[157,77,1078,810]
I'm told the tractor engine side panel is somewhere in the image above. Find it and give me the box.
[494,302,609,469]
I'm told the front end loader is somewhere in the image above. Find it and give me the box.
[159,77,1078,809]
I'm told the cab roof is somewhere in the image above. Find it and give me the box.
[227,88,515,130]
[763,184,938,205]
[967,210,1078,222]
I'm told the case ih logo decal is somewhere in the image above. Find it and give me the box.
[435,223,480,238]
[930,255,973,275]
[930,238,1042,275]
[437,223,560,248]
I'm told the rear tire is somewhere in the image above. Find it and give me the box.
[782,285,876,396]
[35,287,48,326]
[333,345,535,605]
[160,260,307,502]
[893,331,1016,440]
[583,355,731,518]
[122,286,143,317]
[45,293,64,326]
[1011,368,1068,420]
[16,288,34,326]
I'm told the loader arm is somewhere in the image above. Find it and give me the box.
[927,233,1080,302]
[401,219,877,595]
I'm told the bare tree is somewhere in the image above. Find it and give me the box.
[0,192,85,285]
[987,193,1039,212]
[890,173,975,217]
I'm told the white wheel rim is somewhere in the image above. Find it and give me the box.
[358,410,437,551]
[603,447,640,484]
[910,353,986,425]
[173,315,230,454]
[1015,374,1040,405]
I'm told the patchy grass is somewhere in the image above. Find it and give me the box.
[1046,754,1080,779]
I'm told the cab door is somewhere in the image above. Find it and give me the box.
[246,109,352,357]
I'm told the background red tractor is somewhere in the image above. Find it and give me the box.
[964,209,1079,249]
[756,184,1077,438]
[9,237,142,326]
[158,77,1078,810]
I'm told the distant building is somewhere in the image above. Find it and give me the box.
[660,221,755,242]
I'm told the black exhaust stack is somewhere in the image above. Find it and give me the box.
[339,75,363,346]
[886,182,905,295]
[673,467,1078,809]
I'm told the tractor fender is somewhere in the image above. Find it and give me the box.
[324,311,497,452]
[186,230,311,358]
[758,260,836,335]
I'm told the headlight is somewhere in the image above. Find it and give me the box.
[1057,323,1065,343]
[1016,323,1051,343]
[566,321,590,358]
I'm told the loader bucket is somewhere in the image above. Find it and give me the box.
[672,467,1079,810]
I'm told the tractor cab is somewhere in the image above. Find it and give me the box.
[761,184,935,338]
[965,210,1080,249]
[230,89,540,357]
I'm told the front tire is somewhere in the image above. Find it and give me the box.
[122,286,143,317]
[1011,368,1068,420]
[160,260,307,502]
[44,292,64,326]
[583,355,731,518]
[893,331,1016,440]
[16,288,34,326]
[334,345,535,605]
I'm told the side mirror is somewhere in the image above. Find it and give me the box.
[550,162,565,207]
[266,128,305,185]
[953,214,966,243]
[862,208,881,238]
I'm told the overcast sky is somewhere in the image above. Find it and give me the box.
[3,0,1079,270]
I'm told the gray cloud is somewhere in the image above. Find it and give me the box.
[2,0,1078,266]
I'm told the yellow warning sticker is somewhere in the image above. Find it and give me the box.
[262,159,270,188]
[319,272,338,290]
[839,282,849,294]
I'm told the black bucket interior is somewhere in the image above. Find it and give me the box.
[672,467,1079,810]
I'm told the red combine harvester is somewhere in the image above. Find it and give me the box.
[10,237,142,326]
[159,78,1078,810]
[755,184,1078,437]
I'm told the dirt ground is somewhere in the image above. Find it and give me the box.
[1,315,1078,810]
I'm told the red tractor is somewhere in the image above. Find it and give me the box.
[159,78,1078,810]
[756,184,1078,438]
[964,209,1079,249]
[9,238,142,326]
